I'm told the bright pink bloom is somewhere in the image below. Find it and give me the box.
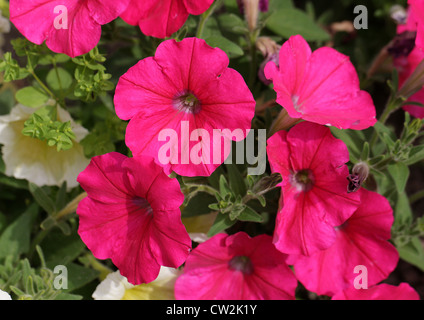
[394,7,424,119]
[174,232,297,300]
[332,283,420,300]
[288,189,399,296]
[10,0,129,57]
[264,35,376,130]
[121,0,214,38]
[114,37,256,177]
[409,0,424,49]
[76,152,191,285]
[266,121,360,256]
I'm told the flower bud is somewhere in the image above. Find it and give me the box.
[390,5,407,25]
[256,37,280,85]
[347,161,370,193]
[237,0,260,32]
[398,58,424,98]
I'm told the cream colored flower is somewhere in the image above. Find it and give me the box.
[0,289,12,300]
[92,267,181,300]
[0,103,89,188]
[92,270,134,300]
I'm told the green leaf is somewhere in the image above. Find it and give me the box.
[394,191,413,225]
[0,203,38,258]
[43,230,86,269]
[330,128,361,162]
[204,35,244,58]
[219,174,231,198]
[269,0,294,10]
[0,173,29,190]
[404,145,424,166]
[237,206,264,222]
[63,263,100,292]
[226,164,247,197]
[207,213,237,237]
[15,86,49,108]
[46,67,73,92]
[387,162,410,193]
[266,7,330,42]
[360,142,369,161]
[397,237,424,272]
[28,182,56,215]
[217,13,247,35]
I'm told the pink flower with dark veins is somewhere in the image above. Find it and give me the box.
[174,232,297,300]
[121,0,214,38]
[10,0,129,57]
[332,283,420,300]
[408,0,424,49]
[114,37,256,177]
[393,5,424,119]
[267,121,361,256]
[76,152,191,285]
[288,188,399,296]
[264,35,377,130]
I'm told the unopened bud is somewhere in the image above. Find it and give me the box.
[390,5,407,25]
[257,37,280,85]
[240,0,260,32]
[398,58,424,98]
[347,161,370,193]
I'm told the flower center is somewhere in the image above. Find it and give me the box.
[228,256,254,275]
[292,94,301,112]
[335,220,349,231]
[290,169,315,192]
[132,197,153,215]
[173,90,201,114]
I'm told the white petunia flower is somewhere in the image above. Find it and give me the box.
[0,289,12,300]
[0,103,90,188]
[92,267,181,300]
[92,270,134,300]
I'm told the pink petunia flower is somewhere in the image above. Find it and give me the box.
[121,0,214,39]
[114,37,256,177]
[76,152,191,285]
[264,35,376,130]
[332,283,420,300]
[266,121,361,256]
[9,0,129,57]
[393,7,424,119]
[409,0,424,49]
[174,232,298,300]
[288,188,399,296]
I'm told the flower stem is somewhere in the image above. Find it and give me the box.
[55,192,87,220]
[30,69,55,99]
[25,49,56,99]
[370,95,403,150]
[196,0,223,38]
[409,189,424,204]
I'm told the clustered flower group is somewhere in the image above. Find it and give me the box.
[8,0,423,300]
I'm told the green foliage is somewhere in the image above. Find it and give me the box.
[21,104,76,152]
